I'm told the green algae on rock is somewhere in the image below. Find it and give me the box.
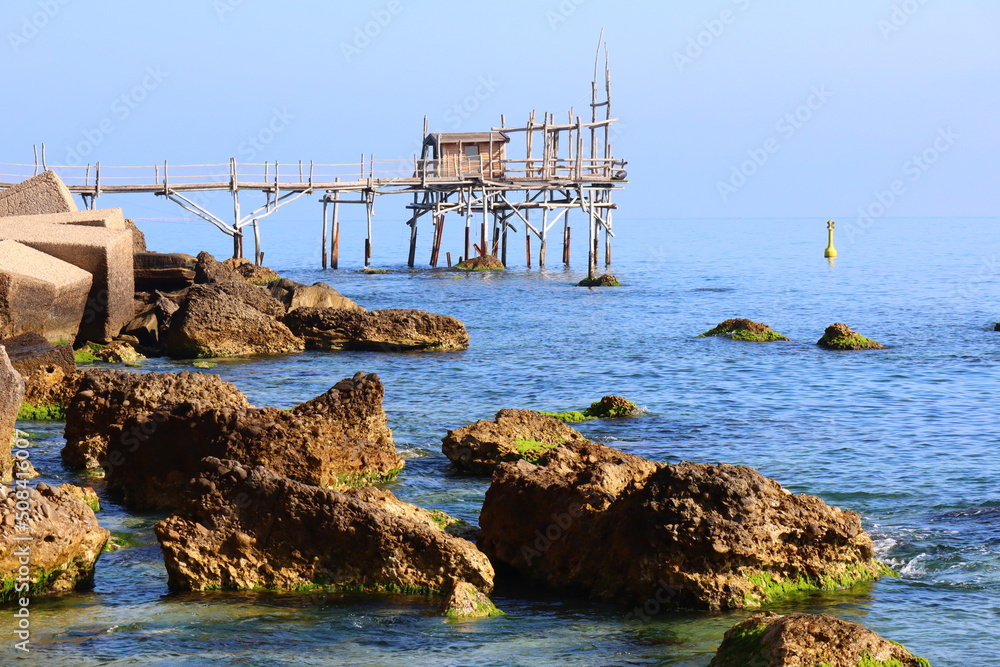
[440,580,505,619]
[709,612,933,667]
[455,255,505,271]
[577,273,621,287]
[698,318,789,342]
[817,323,885,350]
[539,395,641,423]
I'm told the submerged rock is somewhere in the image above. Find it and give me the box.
[104,372,404,510]
[455,255,505,271]
[442,408,586,474]
[439,580,504,618]
[709,612,933,667]
[698,318,789,342]
[0,482,109,601]
[283,307,469,352]
[478,440,890,610]
[577,273,621,287]
[62,369,251,470]
[93,340,144,364]
[816,323,884,350]
[155,457,495,603]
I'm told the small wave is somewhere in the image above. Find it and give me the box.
[899,553,931,577]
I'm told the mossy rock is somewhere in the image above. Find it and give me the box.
[577,273,621,287]
[993,322,1000,331]
[698,318,789,342]
[538,395,640,423]
[333,465,403,488]
[709,612,932,667]
[455,255,505,271]
[817,323,884,350]
[358,268,391,274]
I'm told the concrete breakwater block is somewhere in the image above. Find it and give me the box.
[0,345,25,483]
[0,170,77,217]
[0,240,94,342]
[0,222,134,343]
[0,207,126,230]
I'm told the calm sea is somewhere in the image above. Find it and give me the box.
[9,214,999,665]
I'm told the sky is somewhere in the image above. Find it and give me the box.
[1,0,997,231]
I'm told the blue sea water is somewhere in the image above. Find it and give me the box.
[9,214,1000,665]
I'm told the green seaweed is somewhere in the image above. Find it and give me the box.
[103,531,142,552]
[444,598,505,619]
[820,335,881,350]
[707,619,769,666]
[0,567,62,603]
[514,439,560,463]
[74,344,103,364]
[17,402,67,421]
[740,561,894,607]
[577,275,621,287]
[699,326,788,341]
[537,410,591,423]
[856,655,904,667]
[359,268,390,274]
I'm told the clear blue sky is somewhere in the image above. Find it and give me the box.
[2,0,996,222]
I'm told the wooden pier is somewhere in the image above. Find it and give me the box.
[0,40,626,276]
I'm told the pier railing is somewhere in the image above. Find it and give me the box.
[0,155,626,193]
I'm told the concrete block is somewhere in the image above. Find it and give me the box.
[0,345,25,483]
[0,240,93,342]
[0,170,77,217]
[0,222,134,343]
[0,208,125,230]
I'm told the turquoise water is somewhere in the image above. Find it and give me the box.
[10,215,1000,665]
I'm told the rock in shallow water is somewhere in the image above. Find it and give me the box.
[283,307,469,352]
[103,371,403,510]
[478,440,890,610]
[442,408,586,474]
[698,318,789,342]
[155,457,495,607]
[709,612,933,667]
[0,483,109,600]
[62,369,251,470]
[816,322,885,350]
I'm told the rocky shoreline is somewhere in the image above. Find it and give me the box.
[0,172,936,659]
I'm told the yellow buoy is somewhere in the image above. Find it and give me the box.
[824,219,838,258]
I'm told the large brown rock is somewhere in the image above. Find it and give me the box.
[0,482,109,601]
[478,440,889,610]
[222,257,281,285]
[133,252,197,292]
[1,333,80,419]
[442,408,586,474]
[455,255,505,270]
[283,307,469,352]
[125,218,146,253]
[155,457,494,601]
[0,170,76,216]
[0,346,25,483]
[194,250,240,284]
[0,240,93,343]
[709,612,933,667]
[163,283,302,358]
[62,369,251,469]
[268,278,364,313]
[0,221,133,344]
[104,372,404,510]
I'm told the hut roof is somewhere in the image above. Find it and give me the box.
[425,132,509,146]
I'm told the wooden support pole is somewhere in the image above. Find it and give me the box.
[501,218,509,267]
[253,218,262,266]
[588,194,596,279]
[364,191,373,268]
[431,214,445,267]
[446,251,452,268]
[321,200,329,269]
[539,204,548,268]
[525,231,532,268]
[407,193,419,268]
[332,184,341,270]
[464,189,472,260]
[480,198,487,257]
[564,224,571,265]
